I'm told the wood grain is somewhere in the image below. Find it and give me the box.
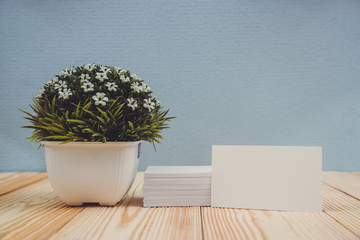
[0,172,359,240]
[0,172,47,196]
[201,175,360,240]
[0,178,84,240]
[322,172,360,200]
[201,205,358,240]
[323,184,360,237]
[50,173,202,240]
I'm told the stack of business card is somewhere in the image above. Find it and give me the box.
[143,166,212,207]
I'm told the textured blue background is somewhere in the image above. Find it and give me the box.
[1,0,359,171]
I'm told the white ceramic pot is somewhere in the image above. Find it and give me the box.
[42,141,141,206]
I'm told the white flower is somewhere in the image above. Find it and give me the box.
[95,72,108,82]
[48,78,58,85]
[92,92,109,106]
[131,74,140,81]
[83,64,95,71]
[79,73,91,83]
[81,81,94,92]
[131,82,141,92]
[154,97,160,106]
[60,69,74,76]
[38,88,45,98]
[105,82,118,91]
[114,67,126,75]
[141,83,150,92]
[99,66,111,74]
[143,98,155,112]
[127,98,138,111]
[54,80,67,91]
[120,75,130,83]
[58,88,73,100]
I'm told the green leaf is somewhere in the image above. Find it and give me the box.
[75,102,81,118]
[67,119,87,124]
[92,133,103,137]
[51,95,56,112]
[108,97,120,110]
[18,109,36,119]
[82,128,95,133]
[97,107,110,123]
[96,116,107,126]
[43,135,71,140]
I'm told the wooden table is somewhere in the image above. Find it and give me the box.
[0,172,359,240]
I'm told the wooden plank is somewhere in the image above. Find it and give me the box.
[50,172,202,240]
[0,179,84,240]
[0,172,359,240]
[0,172,47,196]
[201,181,359,240]
[322,172,360,200]
[202,208,358,240]
[323,184,360,237]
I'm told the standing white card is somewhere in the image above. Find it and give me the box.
[211,145,322,212]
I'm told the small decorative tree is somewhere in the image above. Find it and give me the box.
[20,64,174,146]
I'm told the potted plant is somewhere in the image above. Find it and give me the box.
[20,64,173,206]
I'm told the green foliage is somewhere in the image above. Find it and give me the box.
[20,64,174,146]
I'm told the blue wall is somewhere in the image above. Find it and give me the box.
[1,0,359,172]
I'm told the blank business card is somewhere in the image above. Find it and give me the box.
[211,145,322,212]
